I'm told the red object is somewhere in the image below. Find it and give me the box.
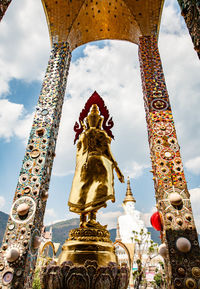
[150,211,162,231]
[74,91,114,144]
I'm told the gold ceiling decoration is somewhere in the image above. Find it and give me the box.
[41,0,165,50]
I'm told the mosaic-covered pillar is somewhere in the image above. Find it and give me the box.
[177,0,200,59]
[0,0,12,22]
[0,42,71,289]
[139,35,200,288]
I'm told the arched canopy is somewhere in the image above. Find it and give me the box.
[39,241,56,257]
[41,0,165,50]
[114,240,134,270]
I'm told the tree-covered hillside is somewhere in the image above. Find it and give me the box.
[0,211,9,245]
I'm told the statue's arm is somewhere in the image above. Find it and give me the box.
[107,143,124,183]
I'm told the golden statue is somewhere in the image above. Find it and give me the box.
[68,92,124,228]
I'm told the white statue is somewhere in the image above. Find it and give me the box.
[118,178,149,244]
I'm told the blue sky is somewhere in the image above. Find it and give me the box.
[0,0,200,230]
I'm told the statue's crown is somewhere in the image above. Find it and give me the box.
[74,91,114,144]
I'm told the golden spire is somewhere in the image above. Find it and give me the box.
[123,177,136,204]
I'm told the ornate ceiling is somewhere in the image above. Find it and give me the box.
[42,0,165,50]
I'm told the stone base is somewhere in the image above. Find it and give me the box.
[41,260,129,289]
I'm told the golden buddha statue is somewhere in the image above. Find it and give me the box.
[68,100,124,228]
[44,96,129,283]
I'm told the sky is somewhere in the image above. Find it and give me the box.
[0,0,200,231]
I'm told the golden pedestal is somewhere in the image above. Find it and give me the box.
[57,227,117,266]
[41,226,129,289]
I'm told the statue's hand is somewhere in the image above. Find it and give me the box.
[115,166,125,183]
[119,175,125,183]
[111,159,124,183]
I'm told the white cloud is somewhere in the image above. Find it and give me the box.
[0,0,47,143]
[141,207,157,228]
[45,208,57,218]
[124,161,149,179]
[0,0,49,96]
[45,218,69,226]
[160,0,186,35]
[0,99,33,142]
[190,188,200,233]
[14,112,34,144]
[185,156,200,175]
[0,196,5,209]
[44,212,78,226]
[97,210,122,229]
[0,99,23,140]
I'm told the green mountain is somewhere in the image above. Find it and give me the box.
[147,227,161,244]
[0,211,9,245]
[109,228,116,242]
[46,218,80,246]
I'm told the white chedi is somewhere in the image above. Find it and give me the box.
[118,179,149,244]
[119,202,149,243]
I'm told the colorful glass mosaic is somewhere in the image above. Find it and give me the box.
[0,0,11,22]
[139,35,200,288]
[0,42,71,288]
[177,0,200,59]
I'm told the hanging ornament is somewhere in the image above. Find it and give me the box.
[150,211,162,231]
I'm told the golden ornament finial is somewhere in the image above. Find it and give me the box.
[123,177,136,204]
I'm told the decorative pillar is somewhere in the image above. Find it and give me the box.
[0,42,71,289]
[177,0,200,59]
[139,36,200,288]
[0,0,12,22]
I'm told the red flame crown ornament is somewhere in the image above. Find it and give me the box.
[150,211,163,231]
[73,91,114,144]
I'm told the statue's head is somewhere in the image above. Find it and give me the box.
[123,201,135,215]
[86,104,101,128]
